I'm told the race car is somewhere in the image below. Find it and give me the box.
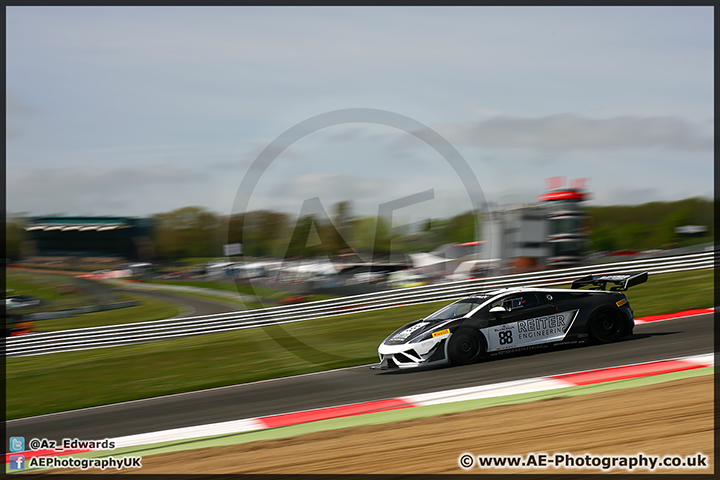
[371,272,648,370]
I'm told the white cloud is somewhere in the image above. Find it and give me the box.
[5,7,714,216]
[6,95,39,116]
[280,172,388,200]
[6,164,210,216]
[6,125,25,140]
[588,185,666,206]
[6,94,40,139]
[431,114,713,152]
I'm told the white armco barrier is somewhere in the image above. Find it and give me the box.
[5,251,714,357]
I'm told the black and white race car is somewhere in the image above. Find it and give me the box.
[372,272,648,370]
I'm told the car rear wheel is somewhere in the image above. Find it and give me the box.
[589,310,624,343]
[447,328,484,365]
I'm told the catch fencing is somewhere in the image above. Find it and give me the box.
[5,251,713,357]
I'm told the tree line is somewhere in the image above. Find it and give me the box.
[4,202,477,262]
[225,201,477,261]
[5,197,712,261]
[587,197,713,252]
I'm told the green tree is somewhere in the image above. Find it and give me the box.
[5,213,27,260]
[616,223,649,250]
[153,206,222,260]
[332,200,354,254]
[657,208,692,246]
[440,211,478,245]
[241,210,291,258]
[586,197,712,251]
[372,216,392,261]
[590,225,616,252]
[285,214,321,258]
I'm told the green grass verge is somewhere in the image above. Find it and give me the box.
[6,271,183,331]
[5,268,713,419]
[115,281,257,309]
[30,294,183,332]
[144,278,310,302]
[143,289,254,311]
[5,300,445,419]
[6,273,63,302]
[621,268,714,317]
[6,270,101,309]
[140,278,338,307]
[143,279,241,293]
[543,268,714,318]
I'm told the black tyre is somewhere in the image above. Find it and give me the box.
[447,328,484,365]
[589,310,624,344]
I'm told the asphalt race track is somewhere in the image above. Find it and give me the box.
[7,313,713,446]
[127,288,242,317]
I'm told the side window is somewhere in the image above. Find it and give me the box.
[498,297,520,311]
[521,293,541,308]
[497,293,542,312]
[487,297,515,311]
[547,292,572,302]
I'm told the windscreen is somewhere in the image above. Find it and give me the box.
[424,297,487,321]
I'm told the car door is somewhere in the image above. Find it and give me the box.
[482,292,556,351]
[532,292,579,344]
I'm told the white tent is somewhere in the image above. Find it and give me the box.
[408,252,453,269]
[453,258,500,275]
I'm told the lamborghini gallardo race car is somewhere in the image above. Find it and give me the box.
[372,272,648,370]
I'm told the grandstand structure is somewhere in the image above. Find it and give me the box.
[22,216,154,266]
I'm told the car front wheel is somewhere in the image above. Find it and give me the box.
[447,328,484,365]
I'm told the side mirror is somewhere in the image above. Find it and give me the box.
[490,306,507,316]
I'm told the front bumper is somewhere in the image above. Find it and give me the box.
[369,357,399,370]
[371,337,449,370]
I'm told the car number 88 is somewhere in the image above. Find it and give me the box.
[498,330,514,345]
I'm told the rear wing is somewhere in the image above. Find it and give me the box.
[571,272,648,291]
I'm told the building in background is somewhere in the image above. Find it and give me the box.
[538,177,591,267]
[487,204,551,272]
[487,177,591,272]
[23,216,155,263]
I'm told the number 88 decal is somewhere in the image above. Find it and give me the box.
[498,330,514,345]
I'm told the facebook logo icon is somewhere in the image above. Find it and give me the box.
[9,437,25,452]
[9,455,25,470]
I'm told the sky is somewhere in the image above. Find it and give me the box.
[6,6,714,224]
